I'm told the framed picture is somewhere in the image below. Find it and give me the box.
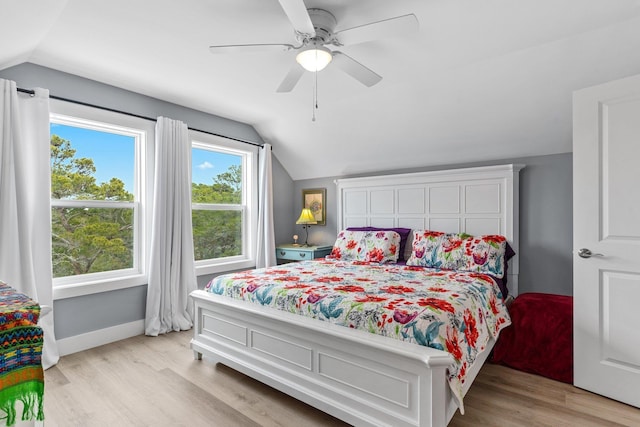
[302,188,326,226]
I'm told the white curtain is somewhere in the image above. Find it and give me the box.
[145,117,196,336]
[256,143,276,268]
[0,79,59,369]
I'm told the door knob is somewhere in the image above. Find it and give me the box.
[578,248,604,258]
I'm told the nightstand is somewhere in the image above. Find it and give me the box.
[275,244,333,264]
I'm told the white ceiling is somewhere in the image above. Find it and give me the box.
[3,0,640,180]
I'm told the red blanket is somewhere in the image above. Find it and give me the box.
[491,292,573,384]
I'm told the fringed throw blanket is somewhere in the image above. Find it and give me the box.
[0,281,44,426]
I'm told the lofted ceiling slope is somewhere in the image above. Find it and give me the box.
[3,0,640,180]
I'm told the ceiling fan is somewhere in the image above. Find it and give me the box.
[209,0,419,92]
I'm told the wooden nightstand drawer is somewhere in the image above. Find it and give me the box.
[275,245,333,264]
[277,248,312,261]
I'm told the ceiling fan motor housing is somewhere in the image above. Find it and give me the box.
[305,9,336,44]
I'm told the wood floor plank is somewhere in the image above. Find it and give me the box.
[156,368,262,427]
[44,330,640,426]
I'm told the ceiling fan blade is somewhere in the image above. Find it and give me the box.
[335,14,419,46]
[278,0,316,36]
[209,43,294,54]
[276,63,305,93]
[331,51,382,87]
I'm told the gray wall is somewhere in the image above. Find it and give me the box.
[0,63,281,340]
[53,285,147,339]
[292,153,573,296]
[271,154,297,248]
[1,64,262,144]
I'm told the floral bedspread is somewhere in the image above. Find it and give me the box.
[204,259,511,412]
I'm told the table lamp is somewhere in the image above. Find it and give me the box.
[296,208,317,246]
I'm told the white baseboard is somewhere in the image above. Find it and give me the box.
[57,319,145,356]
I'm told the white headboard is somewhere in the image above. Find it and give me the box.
[335,164,524,296]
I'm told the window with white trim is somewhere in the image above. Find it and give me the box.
[49,100,152,298]
[191,132,257,274]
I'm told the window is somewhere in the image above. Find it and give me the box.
[49,100,152,298]
[191,132,257,274]
[48,100,256,296]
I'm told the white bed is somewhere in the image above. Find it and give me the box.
[191,164,523,427]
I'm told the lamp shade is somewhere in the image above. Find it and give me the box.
[296,46,333,72]
[296,208,317,224]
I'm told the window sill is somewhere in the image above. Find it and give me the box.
[52,258,256,300]
[195,259,255,277]
[53,274,147,300]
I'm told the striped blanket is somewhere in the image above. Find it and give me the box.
[0,281,44,426]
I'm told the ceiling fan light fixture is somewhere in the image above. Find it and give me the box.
[296,46,333,72]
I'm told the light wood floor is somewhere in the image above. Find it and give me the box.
[44,330,640,427]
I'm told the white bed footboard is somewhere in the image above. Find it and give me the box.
[191,289,461,427]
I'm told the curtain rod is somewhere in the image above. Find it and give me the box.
[17,87,265,149]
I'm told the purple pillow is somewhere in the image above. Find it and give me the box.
[346,227,412,262]
[492,242,516,298]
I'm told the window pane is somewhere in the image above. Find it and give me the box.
[50,123,135,201]
[192,210,242,260]
[51,206,134,278]
[192,148,242,204]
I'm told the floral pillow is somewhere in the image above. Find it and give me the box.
[346,227,412,261]
[327,230,401,263]
[405,230,446,267]
[406,230,508,278]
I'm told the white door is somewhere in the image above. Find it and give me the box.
[573,73,640,408]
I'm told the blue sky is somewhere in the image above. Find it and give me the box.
[50,123,241,192]
[51,123,135,192]
[192,147,241,185]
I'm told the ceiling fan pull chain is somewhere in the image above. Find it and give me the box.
[312,68,318,122]
[315,50,319,111]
